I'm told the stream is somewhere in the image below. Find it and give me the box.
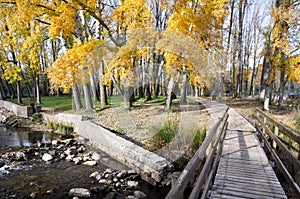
[0,126,169,198]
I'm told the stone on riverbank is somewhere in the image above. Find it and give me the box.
[127,180,139,189]
[83,160,97,166]
[134,190,147,199]
[42,153,53,162]
[91,152,101,161]
[69,188,91,198]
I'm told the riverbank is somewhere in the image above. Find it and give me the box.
[0,127,167,198]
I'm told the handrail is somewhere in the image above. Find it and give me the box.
[165,107,229,199]
[255,108,300,197]
[256,108,300,144]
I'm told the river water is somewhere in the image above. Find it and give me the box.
[0,126,168,198]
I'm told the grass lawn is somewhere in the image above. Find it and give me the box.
[5,95,194,113]
[7,96,73,112]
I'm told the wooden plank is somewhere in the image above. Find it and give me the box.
[214,174,283,188]
[217,160,274,169]
[211,188,286,199]
[212,181,287,196]
[209,192,248,199]
[212,185,286,198]
[215,170,279,181]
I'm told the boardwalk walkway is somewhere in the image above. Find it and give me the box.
[209,108,287,199]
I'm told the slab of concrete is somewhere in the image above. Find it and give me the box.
[41,112,173,185]
[0,100,33,118]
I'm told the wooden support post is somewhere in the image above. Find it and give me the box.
[298,145,300,161]
[263,116,267,135]
[273,126,279,149]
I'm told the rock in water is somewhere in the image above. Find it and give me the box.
[127,181,139,189]
[116,170,127,178]
[15,152,26,161]
[134,191,147,199]
[89,171,99,178]
[91,152,101,161]
[42,153,53,162]
[69,188,91,198]
[83,161,97,166]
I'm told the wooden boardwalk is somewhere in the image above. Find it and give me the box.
[209,108,287,199]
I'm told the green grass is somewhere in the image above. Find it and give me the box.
[7,96,73,112]
[191,128,206,152]
[135,96,167,105]
[149,117,179,150]
[107,95,124,105]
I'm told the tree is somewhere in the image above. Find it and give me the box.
[259,0,300,110]
[161,0,229,108]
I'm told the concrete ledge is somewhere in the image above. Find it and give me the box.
[0,100,34,118]
[42,112,173,185]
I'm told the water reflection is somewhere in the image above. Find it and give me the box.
[0,126,59,148]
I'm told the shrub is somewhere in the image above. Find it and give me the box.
[46,121,59,130]
[191,128,206,152]
[151,118,179,149]
[32,113,43,124]
[293,114,300,132]
[58,124,74,137]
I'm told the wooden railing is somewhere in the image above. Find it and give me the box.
[166,107,229,199]
[255,108,300,197]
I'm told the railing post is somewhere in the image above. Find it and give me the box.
[263,116,267,135]
[273,126,279,149]
[298,145,300,161]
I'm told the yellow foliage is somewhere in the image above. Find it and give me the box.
[2,65,22,83]
[47,40,105,92]
[167,0,229,48]
[286,55,300,83]
[49,2,76,38]
[113,0,152,30]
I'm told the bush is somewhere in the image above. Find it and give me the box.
[191,128,206,152]
[58,124,74,136]
[46,121,59,130]
[151,118,179,149]
[32,113,43,124]
[293,114,300,132]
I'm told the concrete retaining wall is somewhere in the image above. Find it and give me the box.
[42,112,173,185]
[0,100,33,118]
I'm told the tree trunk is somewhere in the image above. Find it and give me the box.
[260,39,272,100]
[154,59,164,98]
[166,77,174,110]
[145,84,152,101]
[83,83,93,111]
[72,84,83,111]
[180,66,187,104]
[99,62,108,106]
[36,73,41,104]
[111,76,123,96]
[278,70,286,108]
[90,74,100,102]
[264,86,271,111]
[249,51,257,96]
[109,80,114,96]
[195,86,199,97]
[0,80,5,100]
[124,86,134,109]
[138,57,144,99]
[16,81,22,104]
[236,0,247,98]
